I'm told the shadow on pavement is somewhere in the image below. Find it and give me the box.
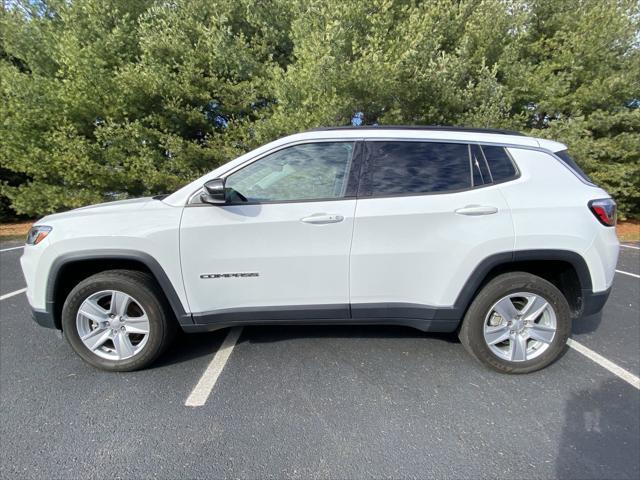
[154,329,226,368]
[238,324,460,344]
[556,378,640,479]
[572,311,604,335]
[156,324,459,367]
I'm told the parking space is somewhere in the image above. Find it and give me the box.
[1,242,638,479]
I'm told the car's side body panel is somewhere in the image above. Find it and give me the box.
[502,148,619,293]
[20,199,188,315]
[349,185,515,308]
[179,199,357,316]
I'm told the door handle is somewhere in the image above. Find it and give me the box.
[454,205,498,216]
[300,213,344,224]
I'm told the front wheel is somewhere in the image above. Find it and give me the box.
[459,272,572,374]
[62,270,175,372]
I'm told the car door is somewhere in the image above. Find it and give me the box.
[180,140,361,323]
[349,140,515,328]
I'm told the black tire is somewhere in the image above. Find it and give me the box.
[459,272,571,374]
[62,270,176,372]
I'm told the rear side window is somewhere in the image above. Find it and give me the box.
[555,150,593,183]
[481,145,517,182]
[470,144,492,186]
[365,142,471,195]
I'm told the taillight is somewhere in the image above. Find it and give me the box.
[588,199,616,227]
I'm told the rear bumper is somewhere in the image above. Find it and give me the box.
[582,287,612,317]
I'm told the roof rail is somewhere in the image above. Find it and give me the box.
[306,125,525,136]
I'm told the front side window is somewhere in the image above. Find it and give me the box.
[225,142,354,202]
[365,142,471,195]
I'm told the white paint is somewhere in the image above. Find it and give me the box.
[181,200,356,313]
[0,288,26,301]
[620,244,640,251]
[185,327,243,407]
[0,246,24,252]
[568,339,640,390]
[616,269,640,279]
[19,199,189,312]
[350,186,514,307]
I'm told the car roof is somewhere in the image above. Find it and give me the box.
[291,126,566,152]
[307,125,526,136]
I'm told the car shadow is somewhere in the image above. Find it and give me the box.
[239,324,459,344]
[556,378,640,479]
[572,311,604,335]
[153,329,227,368]
[155,324,459,367]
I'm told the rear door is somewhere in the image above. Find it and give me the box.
[349,140,515,327]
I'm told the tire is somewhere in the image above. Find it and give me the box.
[62,270,176,372]
[459,272,571,374]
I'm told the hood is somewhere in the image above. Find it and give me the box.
[37,197,154,224]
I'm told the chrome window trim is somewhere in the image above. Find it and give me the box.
[185,135,579,205]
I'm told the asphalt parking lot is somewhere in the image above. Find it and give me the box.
[1,240,638,479]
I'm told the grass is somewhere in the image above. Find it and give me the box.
[617,219,640,243]
[0,221,32,242]
[1,219,639,243]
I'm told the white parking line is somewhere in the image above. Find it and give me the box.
[185,327,243,407]
[620,244,639,250]
[567,339,640,390]
[0,245,24,253]
[0,288,26,301]
[616,269,640,279]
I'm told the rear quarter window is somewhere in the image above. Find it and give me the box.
[481,145,518,182]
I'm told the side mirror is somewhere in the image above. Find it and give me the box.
[201,178,227,204]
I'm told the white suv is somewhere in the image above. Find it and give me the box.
[21,126,619,373]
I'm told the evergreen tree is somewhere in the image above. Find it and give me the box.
[1,0,638,218]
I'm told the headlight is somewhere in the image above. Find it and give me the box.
[26,226,52,245]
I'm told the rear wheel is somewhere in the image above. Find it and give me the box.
[62,270,175,372]
[459,272,571,373]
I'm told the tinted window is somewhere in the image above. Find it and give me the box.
[367,142,471,195]
[481,145,517,182]
[555,150,593,183]
[225,142,354,202]
[470,144,492,186]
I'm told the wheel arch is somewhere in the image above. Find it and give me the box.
[47,250,191,330]
[453,250,592,321]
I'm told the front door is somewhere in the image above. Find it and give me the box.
[180,141,360,323]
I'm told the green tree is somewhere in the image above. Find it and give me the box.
[1,0,639,218]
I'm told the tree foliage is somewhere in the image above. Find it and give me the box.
[1,0,638,218]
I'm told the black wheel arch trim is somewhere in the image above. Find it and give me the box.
[450,249,594,318]
[46,250,192,328]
